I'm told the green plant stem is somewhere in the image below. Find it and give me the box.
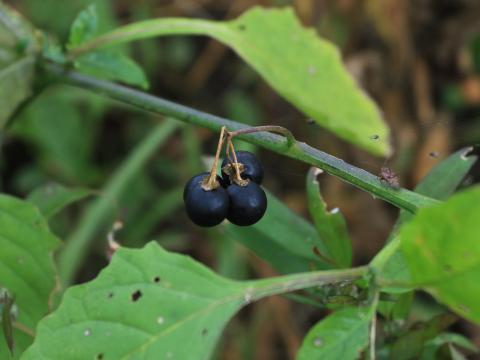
[58,119,178,286]
[44,64,439,213]
[249,265,368,301]
[67,18,223,59]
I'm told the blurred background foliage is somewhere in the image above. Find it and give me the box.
[2,0,480,358]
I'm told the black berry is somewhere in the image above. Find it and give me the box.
[184,173,229,227]
[221,151,264,185]
[183,172,225,200]
[226,181,267,226]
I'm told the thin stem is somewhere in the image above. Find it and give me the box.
[229,125,295,148]
[202,126,226,190]
[368,290,380,360]
[249,266,368,301]
[13,322,35,338]
[225,125,295,183]
[227,136,245,184]
[44,64,440,213]
[67,18,224,59]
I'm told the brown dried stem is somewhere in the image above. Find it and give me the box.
[202,126,226,190]
[226,135,247,185]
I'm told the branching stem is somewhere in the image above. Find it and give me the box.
[225,136,247,185]
[202,126,226,190]
[228,125,295,148]
[43,64,440,213]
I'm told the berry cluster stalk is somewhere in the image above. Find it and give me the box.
[202,126,226,190]
[45,64,440,213]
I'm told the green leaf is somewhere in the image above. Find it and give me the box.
[75,51,149,89]
[414,148,476,200]
[397,147,477,225]
[0,56,35,129]
[434,333,478,352]
[0,3,39,55]
[296,304,376,360]
[11,88,104,184]
[0,195,60,359]
[123,187,184,242]
[24,242,365,359]
[374,148,478,292]
[220,189,332,274]
[67,5,147,89]
[388,314,456,360]
[224,8,390,156]
[377,291,413,320]
[371,237,411,293]
[57,119,179,286]
[25,243,243,359]
[68,5,98,47]
[379,186,480,324]
[421,332,478,360]
[306,168,352,268]
[449,345,467,360]
[69,7,391,155]
[27,183,94,219]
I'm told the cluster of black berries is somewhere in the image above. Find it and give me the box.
[184,151,267,227]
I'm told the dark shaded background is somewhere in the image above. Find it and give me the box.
[2,0,480,358]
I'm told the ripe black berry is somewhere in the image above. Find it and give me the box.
[226,181,267,226]
[183,172,225,200]
[184,173,229,227]
[221,151,264,185]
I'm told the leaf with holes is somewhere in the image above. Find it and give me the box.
[296,304,376,360]
[378,186,480,324]
[306,168,352,268]
[24,242,245,359]
[23,242,363,359]
[0,195,60,359]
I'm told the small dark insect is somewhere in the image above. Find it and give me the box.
[306,118,315,125]
[429,151,439,158]
[369,134,380,140]
[379,167,399,189]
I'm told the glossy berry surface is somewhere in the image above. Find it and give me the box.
[183,172,225,200]
[226,181,267,226]
[221,151,264,185]
[184,173,229,227]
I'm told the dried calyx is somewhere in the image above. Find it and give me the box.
[184,125,274,227]
[222,162,249,186]
[225,138,249,186]
[203,125,293,190]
